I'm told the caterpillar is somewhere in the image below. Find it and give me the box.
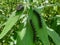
[33,10,42,28]
[16,4,24,11]
[30,20,41,44]
[30,20,36,42]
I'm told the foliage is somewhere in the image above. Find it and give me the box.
[0,0,60,45]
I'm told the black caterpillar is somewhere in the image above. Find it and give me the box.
[30,20,36,42]
[33,10,42,28]
[16,4,24,11]
[30,20,41,44]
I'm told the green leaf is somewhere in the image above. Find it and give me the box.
[0,11,19,39]
[47,27,60,45]
[28,7,50,45]
[36,16,50,45]
[16,21,34,45]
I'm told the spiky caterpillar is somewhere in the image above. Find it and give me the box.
[29,9,43,44]
[30,20,36,42]
[33,10,42,28]
[30,20,41,45]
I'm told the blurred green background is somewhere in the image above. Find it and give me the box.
[0,0,60,45]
